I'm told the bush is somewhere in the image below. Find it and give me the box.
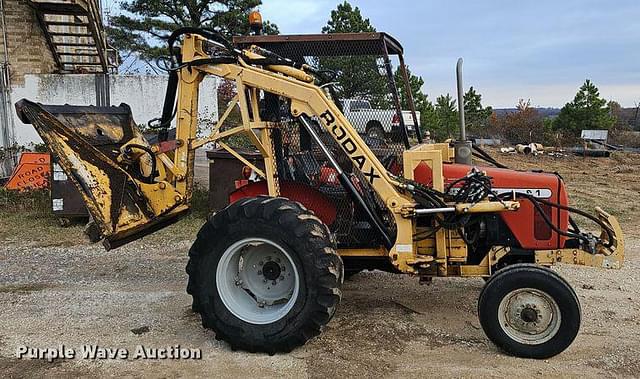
[489,100,545,144]
[609,130,640,148]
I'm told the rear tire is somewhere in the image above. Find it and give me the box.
[186,196,343,354]
[478,264,581,359]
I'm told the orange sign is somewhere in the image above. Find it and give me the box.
[4,152,51,191]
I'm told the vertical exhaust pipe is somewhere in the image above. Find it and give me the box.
[454,58,472,165]
[456,58,466,141]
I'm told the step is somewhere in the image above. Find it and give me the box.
[28,0,111,73]
[28,0,89,15]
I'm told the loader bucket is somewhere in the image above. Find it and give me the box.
[14,99,189,249]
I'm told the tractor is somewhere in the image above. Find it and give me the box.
[15,27,623,359]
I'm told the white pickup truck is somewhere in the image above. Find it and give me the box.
[340,99,420,139]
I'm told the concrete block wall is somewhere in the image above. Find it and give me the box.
[0,2,221,175]
[11,74,220,145]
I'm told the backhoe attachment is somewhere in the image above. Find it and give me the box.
[15,99,189,249]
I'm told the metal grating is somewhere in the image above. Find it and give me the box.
[28,0,116,73]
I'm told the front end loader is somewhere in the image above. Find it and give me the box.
[15,28,623,359]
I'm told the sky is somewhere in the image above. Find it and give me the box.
[259,0,640,108]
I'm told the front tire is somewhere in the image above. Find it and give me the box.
[478,264,581,359]
[187,196,343,354]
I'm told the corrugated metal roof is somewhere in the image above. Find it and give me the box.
[581,130,608,141]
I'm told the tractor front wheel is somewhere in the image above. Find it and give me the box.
[186,196,343,354]
[478,263,581,359]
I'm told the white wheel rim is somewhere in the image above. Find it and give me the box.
[497,288,561,345]
[216,238,300,325]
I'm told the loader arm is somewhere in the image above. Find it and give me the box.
[14,32,416,259]
[15,30,620,274]
[171,33,421,271]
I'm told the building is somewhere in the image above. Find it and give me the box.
[0,0,218,178]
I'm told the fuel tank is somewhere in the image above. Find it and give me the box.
[413,162,569,250]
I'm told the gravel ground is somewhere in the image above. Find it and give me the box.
[1,151,639,378]
[0,232,638,378]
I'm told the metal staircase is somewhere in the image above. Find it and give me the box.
[27,0,114,73]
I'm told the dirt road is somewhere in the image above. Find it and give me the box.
[1,151,639,378]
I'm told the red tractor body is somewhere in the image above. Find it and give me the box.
[230,160,570,252]
[414,162,570,250]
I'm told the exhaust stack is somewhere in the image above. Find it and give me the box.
[454,58,473,165]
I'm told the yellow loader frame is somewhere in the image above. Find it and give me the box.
[14,28,626,359]
[158,34,623,274]
[17,33,623,276]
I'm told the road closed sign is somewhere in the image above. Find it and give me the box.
[4,152,51,191]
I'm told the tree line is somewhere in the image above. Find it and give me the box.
[313,2,636,145]
[107,1,638,146]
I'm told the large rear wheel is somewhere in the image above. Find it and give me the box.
[478,264,581,359]
[187,196,343,354]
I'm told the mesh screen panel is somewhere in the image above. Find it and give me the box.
[235,33,418,248]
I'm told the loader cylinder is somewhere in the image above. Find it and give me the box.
[298,115,394,249]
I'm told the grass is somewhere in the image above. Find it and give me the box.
[0,186,212,248]
[0,187,50,214]
[0,188,86,246]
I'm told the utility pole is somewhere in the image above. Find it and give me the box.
[95,0,110,106]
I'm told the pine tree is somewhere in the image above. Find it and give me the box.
[463,86,493,136]
[318,2,389,107]
[434,94,459,139]
[394,66,426,109]
[553,79,615,135]
[393,66,435,136]
[322,1,375,34]
[108,0,279,70]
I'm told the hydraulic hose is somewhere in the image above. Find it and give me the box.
[167,27,237,62]
[124,144,157,184]
[498,192,614,248]
[472,144,508,169]
[298,115,394,249]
